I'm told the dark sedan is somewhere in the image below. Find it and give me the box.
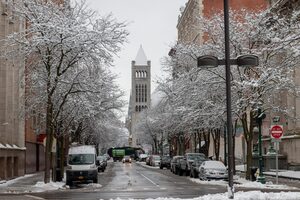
[190,157,207,178]
[160,155,171,169]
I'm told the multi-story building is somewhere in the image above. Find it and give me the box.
[175,0,268,157]
[175,0,300,168]
[0,1,26,180]
[126,46,151,147]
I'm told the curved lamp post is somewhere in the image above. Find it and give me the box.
[197,54,259,198]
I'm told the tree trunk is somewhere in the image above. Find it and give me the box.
[44,93,53,183]
[212,129,220,161]
[246,140,253,180]
[241,111,254,180]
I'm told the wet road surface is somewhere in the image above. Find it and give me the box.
[31,161,227,199]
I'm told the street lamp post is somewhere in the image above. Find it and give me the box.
[198,55,259,199]
[197,1,259,198]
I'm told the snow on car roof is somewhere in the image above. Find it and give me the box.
[203,161,226,169]
[69,145,96,154]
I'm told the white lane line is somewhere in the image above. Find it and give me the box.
[137,172,160,187]
[24,195,46,200]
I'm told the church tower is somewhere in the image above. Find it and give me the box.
[127,45,151,147]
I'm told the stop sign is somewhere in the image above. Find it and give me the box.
[270,125,283,139]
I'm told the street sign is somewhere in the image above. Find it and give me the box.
[270,125,283,139]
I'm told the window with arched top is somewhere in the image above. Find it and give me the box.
[145,85,147,102]
[138,84,141,102]
[135,106,138,112]
[144,71,147,78]
[141,85,144,102]
[136,85,138,102]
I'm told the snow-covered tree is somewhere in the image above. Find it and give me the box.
[156,9,300,179]
[3,0,128,183]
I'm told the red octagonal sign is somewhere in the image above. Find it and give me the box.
[270,125,283,139]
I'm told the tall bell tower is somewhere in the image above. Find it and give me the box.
[127,45,151,147]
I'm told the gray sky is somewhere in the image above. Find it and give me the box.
[85,0,188,118]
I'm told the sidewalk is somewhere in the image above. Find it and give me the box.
[0,172,65,194]
[236,165,300,180]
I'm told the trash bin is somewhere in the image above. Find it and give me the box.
[250,167,258,181]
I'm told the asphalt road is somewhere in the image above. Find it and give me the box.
[31,161,226,199]
[1,161,299,200]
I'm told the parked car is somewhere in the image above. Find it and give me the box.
[96,156,107,172]
[178,153,206,176]
[160,155,171,169]
[198,160,228,181]
[122,155,132,163]
[190,156,207,178]
[149,155,161,167]
[139,154,148,162]
[170,156,183,174]
[145,156,151,165]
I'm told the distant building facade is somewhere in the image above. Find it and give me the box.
[126,46,151,147]
[0,1,26,180]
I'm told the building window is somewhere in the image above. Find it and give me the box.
[138,84,141,102]
[141,85,144,102]
[136,85,138,102]
[145,85,147,102]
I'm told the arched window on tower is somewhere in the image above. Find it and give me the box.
[141,85,144,102]
[138,84,141,102]
[144,71,147,78]
[136,71,138,78]
[145,85,147,102]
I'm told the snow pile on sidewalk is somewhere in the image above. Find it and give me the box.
[189,177,298,190]
[0,174,36,187]
[33,181,66,192]
[114,191,300,200]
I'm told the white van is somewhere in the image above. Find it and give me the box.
[66,145,98,186]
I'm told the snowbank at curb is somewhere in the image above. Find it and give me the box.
[114,191,300,200]
[189,177,299,190]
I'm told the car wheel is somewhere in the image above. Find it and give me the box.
[102,168,104,172]
[160,166,163,169]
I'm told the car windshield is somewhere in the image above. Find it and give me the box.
[153,156,160,160]
[69,154,94,165]
[97,156,104,161]
[187,154,205,160]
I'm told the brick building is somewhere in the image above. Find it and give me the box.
[0,1,26,180]
[175,0,300,168]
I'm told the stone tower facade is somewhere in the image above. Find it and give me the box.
[127,46,151,147]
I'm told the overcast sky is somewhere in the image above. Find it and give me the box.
[85,0,188,118]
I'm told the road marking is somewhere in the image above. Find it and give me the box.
[137,172,159,187]
[24,195,46,200]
